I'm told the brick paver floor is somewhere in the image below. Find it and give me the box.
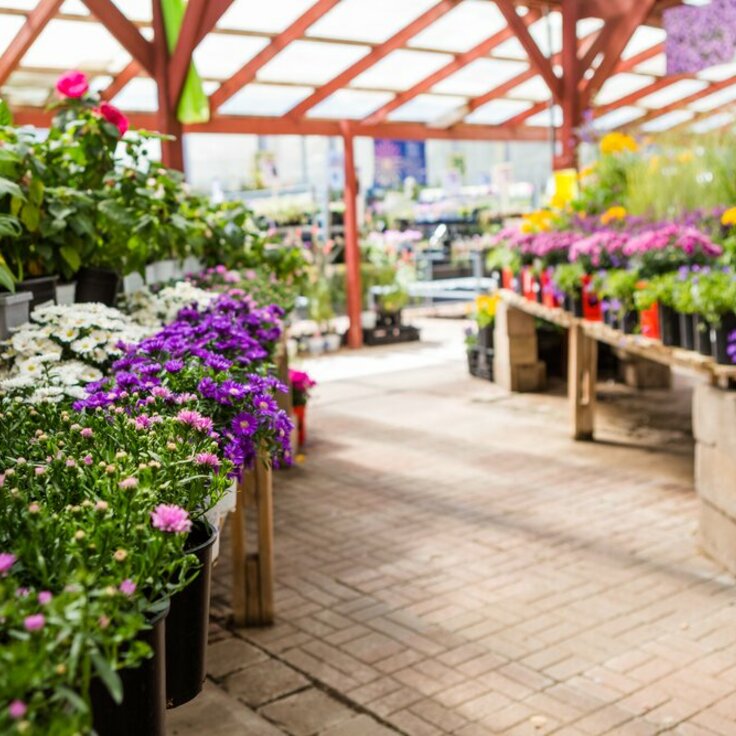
[172,319,736,736]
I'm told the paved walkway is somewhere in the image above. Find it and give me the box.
[170,320,736,736]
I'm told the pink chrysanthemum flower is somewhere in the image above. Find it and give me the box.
[119,579,136,596]
[24,613,45,632]
[0,553,16,576]
[151,504,192,534]
[194,452,220,471]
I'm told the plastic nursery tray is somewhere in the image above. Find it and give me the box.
[362,325,421,347]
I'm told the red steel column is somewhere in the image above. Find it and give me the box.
[341,123,363,349]
[557,0,580,169]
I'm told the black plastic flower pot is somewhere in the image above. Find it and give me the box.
[376,309,402,328]
[91,601,168,736]
[694,314,712,356]
[565,295,583,318]
[477,325,494,351]
[165,520,217,709]
[75,267,120,306]
[621,311,638,335]
[710,313,736,365]
[679,313,695,351]
[658,305,680,347]
[17,275,59,310]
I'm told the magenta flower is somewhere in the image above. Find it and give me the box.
[194,452,220,471]
[0,553,16,576]
[38,591,52,605]
[24,614,45,632]
[119,477,139,490]
[56,70,88,98]
[82,454,93,466]
[119,579,136,596]
[151,504,192,534]
[8,700,27,719]
[97,101,129,136]
[80,428,93,439]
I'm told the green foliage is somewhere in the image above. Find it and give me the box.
[486,246,520,274]
[692,269,736,325]
[633,272,677,311]
[552,262,584,296]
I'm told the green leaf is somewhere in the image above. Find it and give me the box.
[57,686,89,714]
[0,176,23,200]
[0,214,21,238]
[0,261,16,292]
[91,651,123,705]
[60,245,81,272]
[0,99,12,127]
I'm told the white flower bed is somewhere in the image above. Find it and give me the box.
[122,281,216,327]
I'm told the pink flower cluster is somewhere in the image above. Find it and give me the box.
[151,504,192,534]
[569,231,629,266]
[623,225,722,258]
[55,70,129,136]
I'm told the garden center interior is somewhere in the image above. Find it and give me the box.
[4,1,736,735]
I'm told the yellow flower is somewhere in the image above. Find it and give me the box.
[648,155,660,172]
[721,207,736,227]
[475,294,499,317]
[599,132,638,155]
[579,164,596,180]
[677,150,694,164]
[600,206,627,225]
[521,209,553,233]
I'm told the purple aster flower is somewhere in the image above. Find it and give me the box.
[165,359,184,373]
[231,413,258,437]
[9,701,27,720]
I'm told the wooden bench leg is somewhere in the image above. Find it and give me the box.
[569,324,597,441]
[231,459,275,627]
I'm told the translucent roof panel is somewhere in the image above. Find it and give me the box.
[641,109,694,132]
[592,106,646,131]
[257,40,368,86]
[638,79,709,108]
[307,0,439,44]
[697,62,736,82]
[350,49,454,92]
[307,89,393,119]
[408,0,506,53]
[525,105,561,127]
[691,112,735,133]
[111,77,158,112]
[21,19,131,73]
[217,0,316,34]
[0,13,26,56]
[59,0,88,14]
[193,35,270,80]
[466,99,533,125]
[621,26,666,59]
[111,0,151,22]
[2,70,57,107]
[432,59,528,97]
[387,93,467,123]
[596,73,655,106]
[506,76,552,102]
[689,84,736,112]
[634,54,667,77]
[219,83,314,116]
[0,1,38,9]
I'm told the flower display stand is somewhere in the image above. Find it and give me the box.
[693,385,736,574]
[492,301,546,392]
[231,458,275,627]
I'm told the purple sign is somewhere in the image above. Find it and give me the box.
[374,139,427,189]
[664,0,736,75]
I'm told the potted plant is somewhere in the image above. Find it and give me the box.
[290,369,316,448]
[692,268,736,363]
[597,269,639,333]
[553,262,585,317]
[635,272,678,345]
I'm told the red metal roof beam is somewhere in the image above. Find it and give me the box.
[0,0,64,87]
[288,0,464,119]
[362,8,541,126]
[209,0,342,111]
[82,0,156,76]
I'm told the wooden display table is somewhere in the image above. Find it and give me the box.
[496,290,736,440]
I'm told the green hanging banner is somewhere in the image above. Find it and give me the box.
[160,0,210,125]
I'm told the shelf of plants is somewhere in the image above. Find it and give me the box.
[481,132,736,373]
[0,74,310,734]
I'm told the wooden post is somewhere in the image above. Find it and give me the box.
[569,323,597,441]
[151,0,185,171]
[493,302,546,392]
[231,457,275,626]
[341,122,363,349]
[557,0,580,170]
